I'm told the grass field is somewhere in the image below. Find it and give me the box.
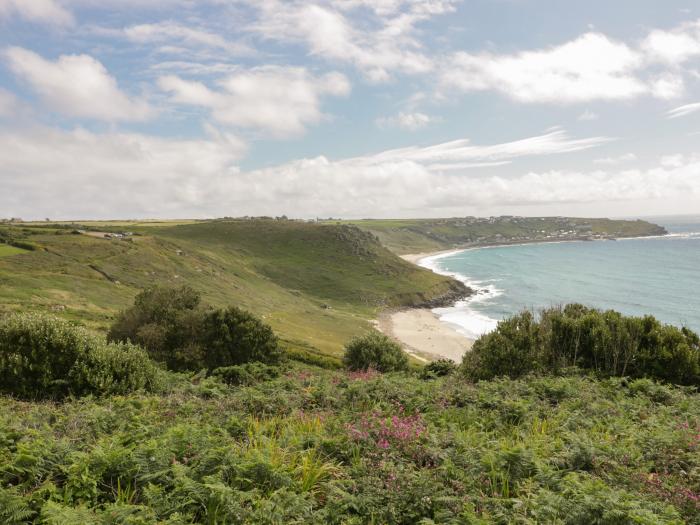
[0,220,460,359]
[0,244,27,258]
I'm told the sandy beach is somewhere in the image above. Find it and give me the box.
[372,250,475,362]
[376,308,473,363]
[400,250,461,265]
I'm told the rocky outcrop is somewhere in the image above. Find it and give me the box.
[413,280,473,308]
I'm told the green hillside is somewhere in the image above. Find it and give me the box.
[0,220,463,359]
[336,216,667,254]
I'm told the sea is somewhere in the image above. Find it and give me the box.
[422,216,700,340]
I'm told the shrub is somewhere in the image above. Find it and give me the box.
[420,358,457,379]
[108,285,205,371]
[200,307,283,369]
[462,305,700,385]
[0,313,161,399]
[109,287,282,371]
[211,362,281,386]
[343,331,409,372]
[68,340,163,396]
[462,310,542,381]
[8,240,37,251]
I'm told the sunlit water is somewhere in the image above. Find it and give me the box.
[423,217,700,339]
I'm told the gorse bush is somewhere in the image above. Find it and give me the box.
[109,285,282,371]
[0,313,161,399]
[462,304,700,385]
[343,331,409,372]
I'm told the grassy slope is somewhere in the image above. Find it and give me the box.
[1,366,698,523]
[336,217,667,254]
[0,245,27,258]
[0,220,459,359]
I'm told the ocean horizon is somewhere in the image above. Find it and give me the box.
[424,215,700,341]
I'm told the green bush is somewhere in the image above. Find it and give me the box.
[0,313,161,399]
[108,285,205,371]
[109,286,282,371]
[462,310,542,381]
[420,358,457,379]
[462,305,700,385]
[343,331,409,372]
[8,240,37,251]
[68,340,163,396]
[201,307,283,369]
[211,362,281,386]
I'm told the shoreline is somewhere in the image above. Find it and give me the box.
[375,308,474,363]
[380,232,669,362]
[375,250,478,363]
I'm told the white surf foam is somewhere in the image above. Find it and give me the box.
[417,250,502,340]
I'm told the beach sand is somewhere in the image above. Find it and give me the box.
[376,309,473,363]
[371,250,475,362]
[400,250,460,265]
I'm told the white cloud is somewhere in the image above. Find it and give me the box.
[667,101,700,118]
[205,145,700,217]
[376,111,434,130]
[0,124,246,219]
[642,20,700,65]
[594,153,637,165]
[439,19,700,105]
[650,74,685,99]
[660,154,686,168]
[578,110,599,121]
[121,21,254,56]
[159,67,350,137]
[63,0,205,8]
[349,129,612,168]
[4,124,697,219]
[248,0,454,81]
[4,47,154,121]
[0,88,17,117]
[0,0,74,26]
[441,33,651,104]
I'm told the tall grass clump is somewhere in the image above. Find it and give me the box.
[0,313,161,399]
[343,331,409,372]
[462,304,700,385]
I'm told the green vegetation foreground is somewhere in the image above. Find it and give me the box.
[1,302,700,523]
[1,365,699,523]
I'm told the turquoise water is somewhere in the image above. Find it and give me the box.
[425,217,700,339]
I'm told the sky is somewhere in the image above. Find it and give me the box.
[0,0,699,220]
